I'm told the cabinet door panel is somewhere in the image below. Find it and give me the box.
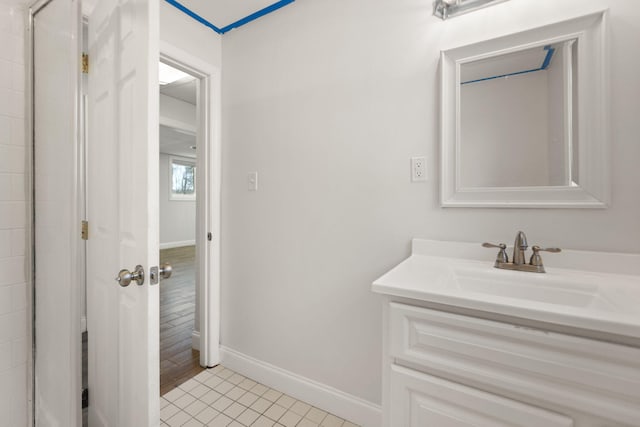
[390,364,574,427]
[389,302,640,424]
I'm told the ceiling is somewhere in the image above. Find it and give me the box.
[160,125,196,158]
[160,77,197,105]
[159,61,197,158]
[168,0,294,33]
[461,44,558,84]
[82,1,294,33]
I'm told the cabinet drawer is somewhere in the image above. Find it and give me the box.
[389,302,640,425]
[390,364,574,427]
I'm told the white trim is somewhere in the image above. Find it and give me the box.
[220,346,382,427]
[159,240,196,250]
[160,40,222,368]
[191,330,200,351]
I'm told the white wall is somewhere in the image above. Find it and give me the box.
[221,0,640,411]
[160,1,222,69]
[0,1,28,426]
[159,153,196,248]
[159,94,197,248]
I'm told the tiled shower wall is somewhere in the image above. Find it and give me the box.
[0,1,29,426]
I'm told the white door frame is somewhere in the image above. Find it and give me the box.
[160,41,221,367]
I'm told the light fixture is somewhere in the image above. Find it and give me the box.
[159,62,191,85]
[433,0,509,20]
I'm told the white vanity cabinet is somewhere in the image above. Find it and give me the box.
[383,302,640,427]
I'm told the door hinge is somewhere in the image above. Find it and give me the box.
[81,220,89,240]
[82,53,89,74]
[82,388,88,408]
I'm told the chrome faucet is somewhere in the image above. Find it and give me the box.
[482,231,561,273]
[512,231,528,265]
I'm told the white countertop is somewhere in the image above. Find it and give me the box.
[372,239,640,340]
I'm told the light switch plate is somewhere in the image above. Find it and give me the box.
[248,172,258,191]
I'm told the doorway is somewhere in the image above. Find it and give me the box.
[158,61,203,394]
[160,44,223,373]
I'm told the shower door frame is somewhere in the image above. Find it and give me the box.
[27,0,83,425]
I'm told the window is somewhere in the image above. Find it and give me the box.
[170,156,196,200]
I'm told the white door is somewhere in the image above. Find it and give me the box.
[86,0,160,425]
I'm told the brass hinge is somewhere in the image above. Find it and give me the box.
[81,220,89,240]
[82,53,89,74]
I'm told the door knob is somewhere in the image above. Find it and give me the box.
[149,263,172,285]
[159,263,172,279]
[115,265,145,287]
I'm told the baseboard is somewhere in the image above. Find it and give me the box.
[220,346,382,427]
[192,330,200,351]
[159,240,196,250]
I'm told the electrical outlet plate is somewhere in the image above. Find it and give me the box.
[411,157,427,182]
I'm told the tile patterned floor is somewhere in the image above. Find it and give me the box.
[161,365,360,427]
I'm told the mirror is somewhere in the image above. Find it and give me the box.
[460,40,577,188]
[440,11,609,208]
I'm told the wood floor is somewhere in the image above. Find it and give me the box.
[160,245,205,396]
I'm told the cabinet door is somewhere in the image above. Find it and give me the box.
[388,302,640,425]
[390,364,574,427]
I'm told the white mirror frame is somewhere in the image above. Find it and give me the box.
[440,10,609,208]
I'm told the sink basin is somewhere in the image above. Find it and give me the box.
[453,264,619,310]
[372,239,640,341]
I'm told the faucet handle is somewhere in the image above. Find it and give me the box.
[533,246,561,253]
[529,245,561,267]
[482,242,508,264]
[482,242,506,249]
